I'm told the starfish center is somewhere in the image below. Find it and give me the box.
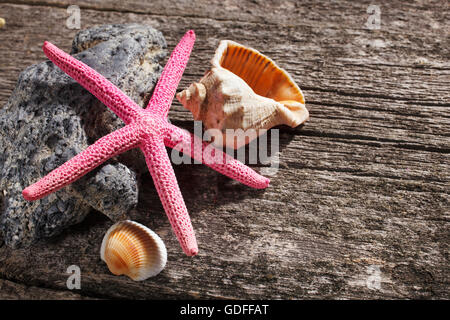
[138,114,166,137]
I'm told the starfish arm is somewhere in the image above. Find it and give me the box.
[145,30,195,118]
[23,124,141,201]
[164,125,270,189]
[141,137,198,256]
[43,41,142,124]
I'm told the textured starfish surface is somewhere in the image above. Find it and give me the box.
[22,30,270,256]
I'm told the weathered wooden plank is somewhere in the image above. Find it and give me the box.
[5,0,449,37]
[0,147,448,299]
[0,1,448,299]
[1,2,449,103]
[0,134,447,299]
[0,3,449,151]
[0,278,93,299]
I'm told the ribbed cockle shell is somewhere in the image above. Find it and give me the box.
[100,220,167,281]
[177,40,308,149]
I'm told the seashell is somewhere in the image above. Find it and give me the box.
[100,220,167,281]
[177,40,309,149]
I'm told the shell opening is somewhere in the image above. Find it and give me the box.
[213,40,305,106]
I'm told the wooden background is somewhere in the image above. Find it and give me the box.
[0,0,448,299]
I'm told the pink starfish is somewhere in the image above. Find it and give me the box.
[22,30,270,256]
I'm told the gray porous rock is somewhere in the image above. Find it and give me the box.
[0,24,168,248]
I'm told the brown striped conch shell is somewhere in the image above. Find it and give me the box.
[100,220,167,281]
[176,40,308,149]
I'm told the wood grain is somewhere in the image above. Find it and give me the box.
[0,1,448,299]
